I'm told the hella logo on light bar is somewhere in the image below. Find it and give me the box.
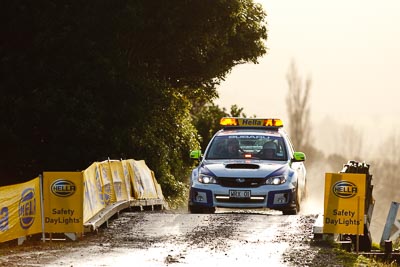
[51,179,76,197]
[241,119,262,126]
[332,181,358,198]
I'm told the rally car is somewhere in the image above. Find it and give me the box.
[188,117,307,215]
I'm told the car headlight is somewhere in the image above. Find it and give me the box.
[198,174,218,184]
[265,175,286,185]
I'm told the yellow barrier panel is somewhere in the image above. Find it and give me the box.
[126,159,144,199]
[323,173,366,235]
[43,172,83,233]
[109,160,129,202]
[0,177,42,243]
[1,158,165,243]
[126,159,158,199]
[120,160,133,200]
[83,163,106,223]
[98,161,116,205]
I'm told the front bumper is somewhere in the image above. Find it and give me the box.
[188,184,297,210]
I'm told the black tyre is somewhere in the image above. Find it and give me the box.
[188,205,215,214]
[282,208,297,215]
[203,207,216,214]
[188,205,203,214]
[282,188,300,215]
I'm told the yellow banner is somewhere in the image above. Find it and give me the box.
[0,177,42,243]
[109,161,129,202]
[127,160,158,199]
[83,163,106,223]
[43,172,83,233]
[323,173,366,234]
[126,159,145,199]
[121,160,133,200]
[98,161,116,205]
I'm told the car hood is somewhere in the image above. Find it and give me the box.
[201,159,288,178]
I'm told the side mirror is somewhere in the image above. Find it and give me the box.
[293,152,306,162]
[190,150,202,159]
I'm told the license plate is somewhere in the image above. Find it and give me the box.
[229,190,251,198]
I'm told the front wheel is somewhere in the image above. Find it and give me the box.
[282,188,300,215]
[188,205,215,214]
[188,205,202,214]
[203,207,216,214]
[282,208,297,215]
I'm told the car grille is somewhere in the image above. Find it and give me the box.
[218,177,266,188]
[215,195,266,203]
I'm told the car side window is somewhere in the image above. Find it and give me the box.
[283,133,295,157]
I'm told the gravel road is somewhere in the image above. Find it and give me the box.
[0,208,355,267]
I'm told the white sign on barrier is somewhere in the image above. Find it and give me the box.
[381,201,400,246]
[390,219,400,241]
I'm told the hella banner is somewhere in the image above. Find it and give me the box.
[323,173,366,235]
[83,163,106,223]
[43,172,83,233]
[109,160,129,202]
[0,177,42,243]
[98,162,115,205]
[127,160,158,199]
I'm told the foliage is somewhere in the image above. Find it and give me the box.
[191,103,248,151]
[229,104,246,117]
[191,103,229,151]
[310,239,397,267]
[0,0,268,201]
[309,239,359,267]
[128,87,199,198]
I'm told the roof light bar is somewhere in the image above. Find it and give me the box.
[220,117,238,126]
[220,117,283,127]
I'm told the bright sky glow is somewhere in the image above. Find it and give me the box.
[216,0,400,153]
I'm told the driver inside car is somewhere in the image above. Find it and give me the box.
[226,138,241,158]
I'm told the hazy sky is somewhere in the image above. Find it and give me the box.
[216,0,400,152]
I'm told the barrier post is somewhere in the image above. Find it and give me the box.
[380,201,400,247]
[39,174,45,243]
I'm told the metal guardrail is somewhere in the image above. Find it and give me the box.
[83,199,168,232]
[340,160,374,252]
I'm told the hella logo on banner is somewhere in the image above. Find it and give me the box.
[19,188,36,229]
[332,181,358,198]
[51,179,76,197]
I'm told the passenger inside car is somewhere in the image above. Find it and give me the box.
[258,141,277,160]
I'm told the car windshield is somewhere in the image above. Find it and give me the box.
[205,135,288,160]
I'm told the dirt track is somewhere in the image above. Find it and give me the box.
[0,208,358,267]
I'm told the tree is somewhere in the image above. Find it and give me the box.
[336,124,364,160]
[229,104,246,117]
[285,60,312,152]
[0,0,268,199]
[372,133,400,198]
[191,103,248,151]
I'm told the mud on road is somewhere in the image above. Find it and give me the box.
[0,209,350,267]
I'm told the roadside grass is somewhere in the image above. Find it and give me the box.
[310,240,358,267]
[311,239,399,266]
